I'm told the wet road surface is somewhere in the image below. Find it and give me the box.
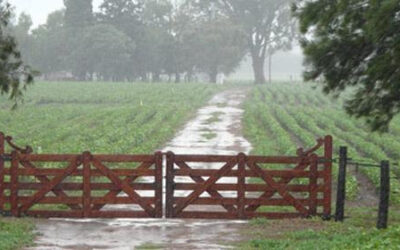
[26,89,252,250]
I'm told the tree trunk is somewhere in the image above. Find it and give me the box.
[268,53,272,84]
[175,72,181,83]
[152,72,160,82]
[209,68,218,84]
[251,54,266,84]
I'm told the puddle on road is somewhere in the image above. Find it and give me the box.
[26,89,252,250]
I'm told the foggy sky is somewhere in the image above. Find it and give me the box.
[8,0,102,28]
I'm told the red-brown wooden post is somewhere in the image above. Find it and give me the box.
[10,151,19,217]
[154,151,163,218]
[82,152,91,218]
[0,132,4,211]
[323,135,333,219]
[237,153,246,219]
[165,152,175,218]
[309,154,318,216]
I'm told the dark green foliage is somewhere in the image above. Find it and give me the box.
[0,1,34,106]
[294,0,400,131]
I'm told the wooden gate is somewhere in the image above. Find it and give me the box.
[0,134,162,218]
[0,132,332,219]
[165,136,332,219]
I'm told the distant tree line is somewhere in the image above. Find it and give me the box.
[11,0,296,84]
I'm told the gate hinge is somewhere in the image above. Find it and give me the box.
[0,210,11,217]
[0,154,11,162]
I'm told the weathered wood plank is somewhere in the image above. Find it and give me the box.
[82,152,91,217]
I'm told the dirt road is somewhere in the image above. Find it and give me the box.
[26,89,252,250]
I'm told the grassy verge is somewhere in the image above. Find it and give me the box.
[239,206,400,249]
[0,217,35,250]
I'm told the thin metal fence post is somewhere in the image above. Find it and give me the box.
[335,146,347,222]
[377,161,390,229]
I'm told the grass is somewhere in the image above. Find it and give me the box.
[0,81,226,154]
[202,131,217,140]
[0,217,35,250]
[0,81,228,246]
[243,82,400,203]
[204,111,224,124]
[241,82,400,249]
[239,206,400,250]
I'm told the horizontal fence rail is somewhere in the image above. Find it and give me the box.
[0,132,332,220]
[166,136,332,220]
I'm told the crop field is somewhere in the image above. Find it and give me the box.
[0,81,225,154]
[2,81,400,249]
[241,83,400,249]
[243,83,400,204]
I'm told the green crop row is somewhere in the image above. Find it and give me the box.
[0,81,226,154]
[244,83,400,204]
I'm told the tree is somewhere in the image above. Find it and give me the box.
[187,17,246,83]
[30,10,68,77]
[293,0,400,132]
[13,13,34,64]
[212,0,297,84]
[64,0,93,29]
[0,1,34,106]
[71,24,135,81]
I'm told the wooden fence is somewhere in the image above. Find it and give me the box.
[0,132,332,219]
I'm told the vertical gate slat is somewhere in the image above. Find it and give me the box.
[83,152,91,218]
[165,152,175,218]
[323,135,333,218]
[309,154,318,215]
[237,153,246,219]
[154,152,163,218]
[10,151,19,217]
[0,132,4,211]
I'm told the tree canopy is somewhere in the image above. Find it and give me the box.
[210,0,297,84]
[10,0,250,83]
[0,1,34,106]
[294,0,400,131]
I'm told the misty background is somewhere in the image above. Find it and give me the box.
[8,0,304,82]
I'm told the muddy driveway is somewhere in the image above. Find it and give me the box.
[26,89,252,250]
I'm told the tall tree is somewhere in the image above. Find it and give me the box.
[293,0,400,132]
[71,24,135,81]
[64,0,93,29]
[186,17,246,83]
[0,1,34,106]
[31,10,69,77]
[212,0,297,84]
[13,13,34,64]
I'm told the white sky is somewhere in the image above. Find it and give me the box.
[8,0,102,28]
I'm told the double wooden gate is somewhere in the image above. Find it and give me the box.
[0,132,332,219]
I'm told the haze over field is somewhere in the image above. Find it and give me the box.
[8,0,304,82]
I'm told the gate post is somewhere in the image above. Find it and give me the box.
[323,135,333,219]
[165,152,175,218]
[377,161,390,229]
[82,152,92,218]
[154,151,163,218]
[0,132,4,211]
[237,153,246,219]
[309,154,318,216]
[335,146,347,222]
[10,151,19,217]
